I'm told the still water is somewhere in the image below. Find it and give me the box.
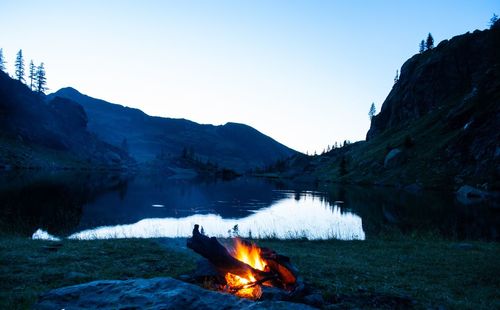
[0,171,498,241]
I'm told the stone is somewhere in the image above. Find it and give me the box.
[453,243,476,250]
[456,185,487,204]
[34,277,316,310]
[303,293,324,307]
[404,183,422,193]
[383,148,404,168]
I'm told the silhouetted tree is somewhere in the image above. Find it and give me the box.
[35,62,47,94]
[368,102,376,120]
[419,40,425,53]
[0,48,5,72]
[490,13,499,29]
[394,70,399,84]
[28,60,36,90]
[15,49,25,82]
[426,33,434,50]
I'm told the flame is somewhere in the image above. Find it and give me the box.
[224,238,267,299]
[233,238,267,272]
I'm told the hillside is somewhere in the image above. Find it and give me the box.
[270,25,500,191]
[0,71,132,170]
[48,88,296,172]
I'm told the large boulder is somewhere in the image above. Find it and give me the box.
[34,277,316,310]
[384,148,404,168]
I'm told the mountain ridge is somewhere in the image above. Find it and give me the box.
[48,87,296,172]
[0,71,133,170]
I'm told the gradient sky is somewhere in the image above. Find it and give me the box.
[1,1,498,153]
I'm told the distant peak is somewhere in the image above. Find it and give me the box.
[53,87,83,96]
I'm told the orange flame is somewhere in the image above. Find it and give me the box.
[224,238,267,299]
[232,238,267,272]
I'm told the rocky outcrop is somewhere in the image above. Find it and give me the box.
[34,277,315,310]
[384,148,404,168]
[0,71,133,169]
[367,27,500,140]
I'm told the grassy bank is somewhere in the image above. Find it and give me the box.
[1,236,498,309]
[0,237,195,309]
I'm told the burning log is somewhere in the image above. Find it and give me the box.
[186,224,302,300]
[187,225,271,281]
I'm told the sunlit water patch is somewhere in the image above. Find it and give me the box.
[35,191,365,241]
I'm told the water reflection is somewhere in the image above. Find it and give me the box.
[1,171,498,241]
[67,191,365,240]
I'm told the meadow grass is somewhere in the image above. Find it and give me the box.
[0,235,498,309]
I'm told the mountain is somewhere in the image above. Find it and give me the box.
[267,24,500,191]
[48,88,296,172]
[0,71,132,170]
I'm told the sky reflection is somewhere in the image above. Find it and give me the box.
[65,192,365,240]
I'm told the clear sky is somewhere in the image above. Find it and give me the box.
[1,1,498,153]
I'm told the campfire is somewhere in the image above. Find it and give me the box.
[187,224,302,300]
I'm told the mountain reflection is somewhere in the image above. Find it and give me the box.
[68,192,365,240]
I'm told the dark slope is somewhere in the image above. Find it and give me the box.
[0,71,132,169]
[367,27,500,140]
[271,25,500,190]
[48,88,296,172]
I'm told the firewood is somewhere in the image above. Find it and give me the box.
[187,225,271,281]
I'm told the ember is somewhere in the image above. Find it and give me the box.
[224,238,269,298]
[186,224,301,300]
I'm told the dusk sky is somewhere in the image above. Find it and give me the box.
[1,0,498,153]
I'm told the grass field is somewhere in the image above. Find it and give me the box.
[1,235,498,309]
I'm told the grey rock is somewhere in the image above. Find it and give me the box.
[303,293,324,307]
[453,243,476,250]
[384,148,403,168]
[456,185,487,204]
[34,277,315,310]
[404,183,422,193]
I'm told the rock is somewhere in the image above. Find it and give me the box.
[384,148,404,168]
[456,185,488,204]
[34,277,316,310]
[260,286,291,301]
[404,183,422,193]
[453,243,476,250]
[303,293,324,307]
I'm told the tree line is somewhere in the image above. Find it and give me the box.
[0,48,47,94]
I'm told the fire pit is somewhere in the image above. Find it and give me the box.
[186,224,318,304]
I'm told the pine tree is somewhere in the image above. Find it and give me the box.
[394,70,399,84]
[419,40,425,53]
[368,102,376,120]
[0,48,6,72]
[490,13,499,29]
[426,33,434,50]
[29,60,36,90]
[35,62,47,94]
[15,49,25,82]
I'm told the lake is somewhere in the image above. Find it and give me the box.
[0,171,498,241]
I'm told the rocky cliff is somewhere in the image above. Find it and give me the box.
[367,26,500,140]
[273,25,500,191]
